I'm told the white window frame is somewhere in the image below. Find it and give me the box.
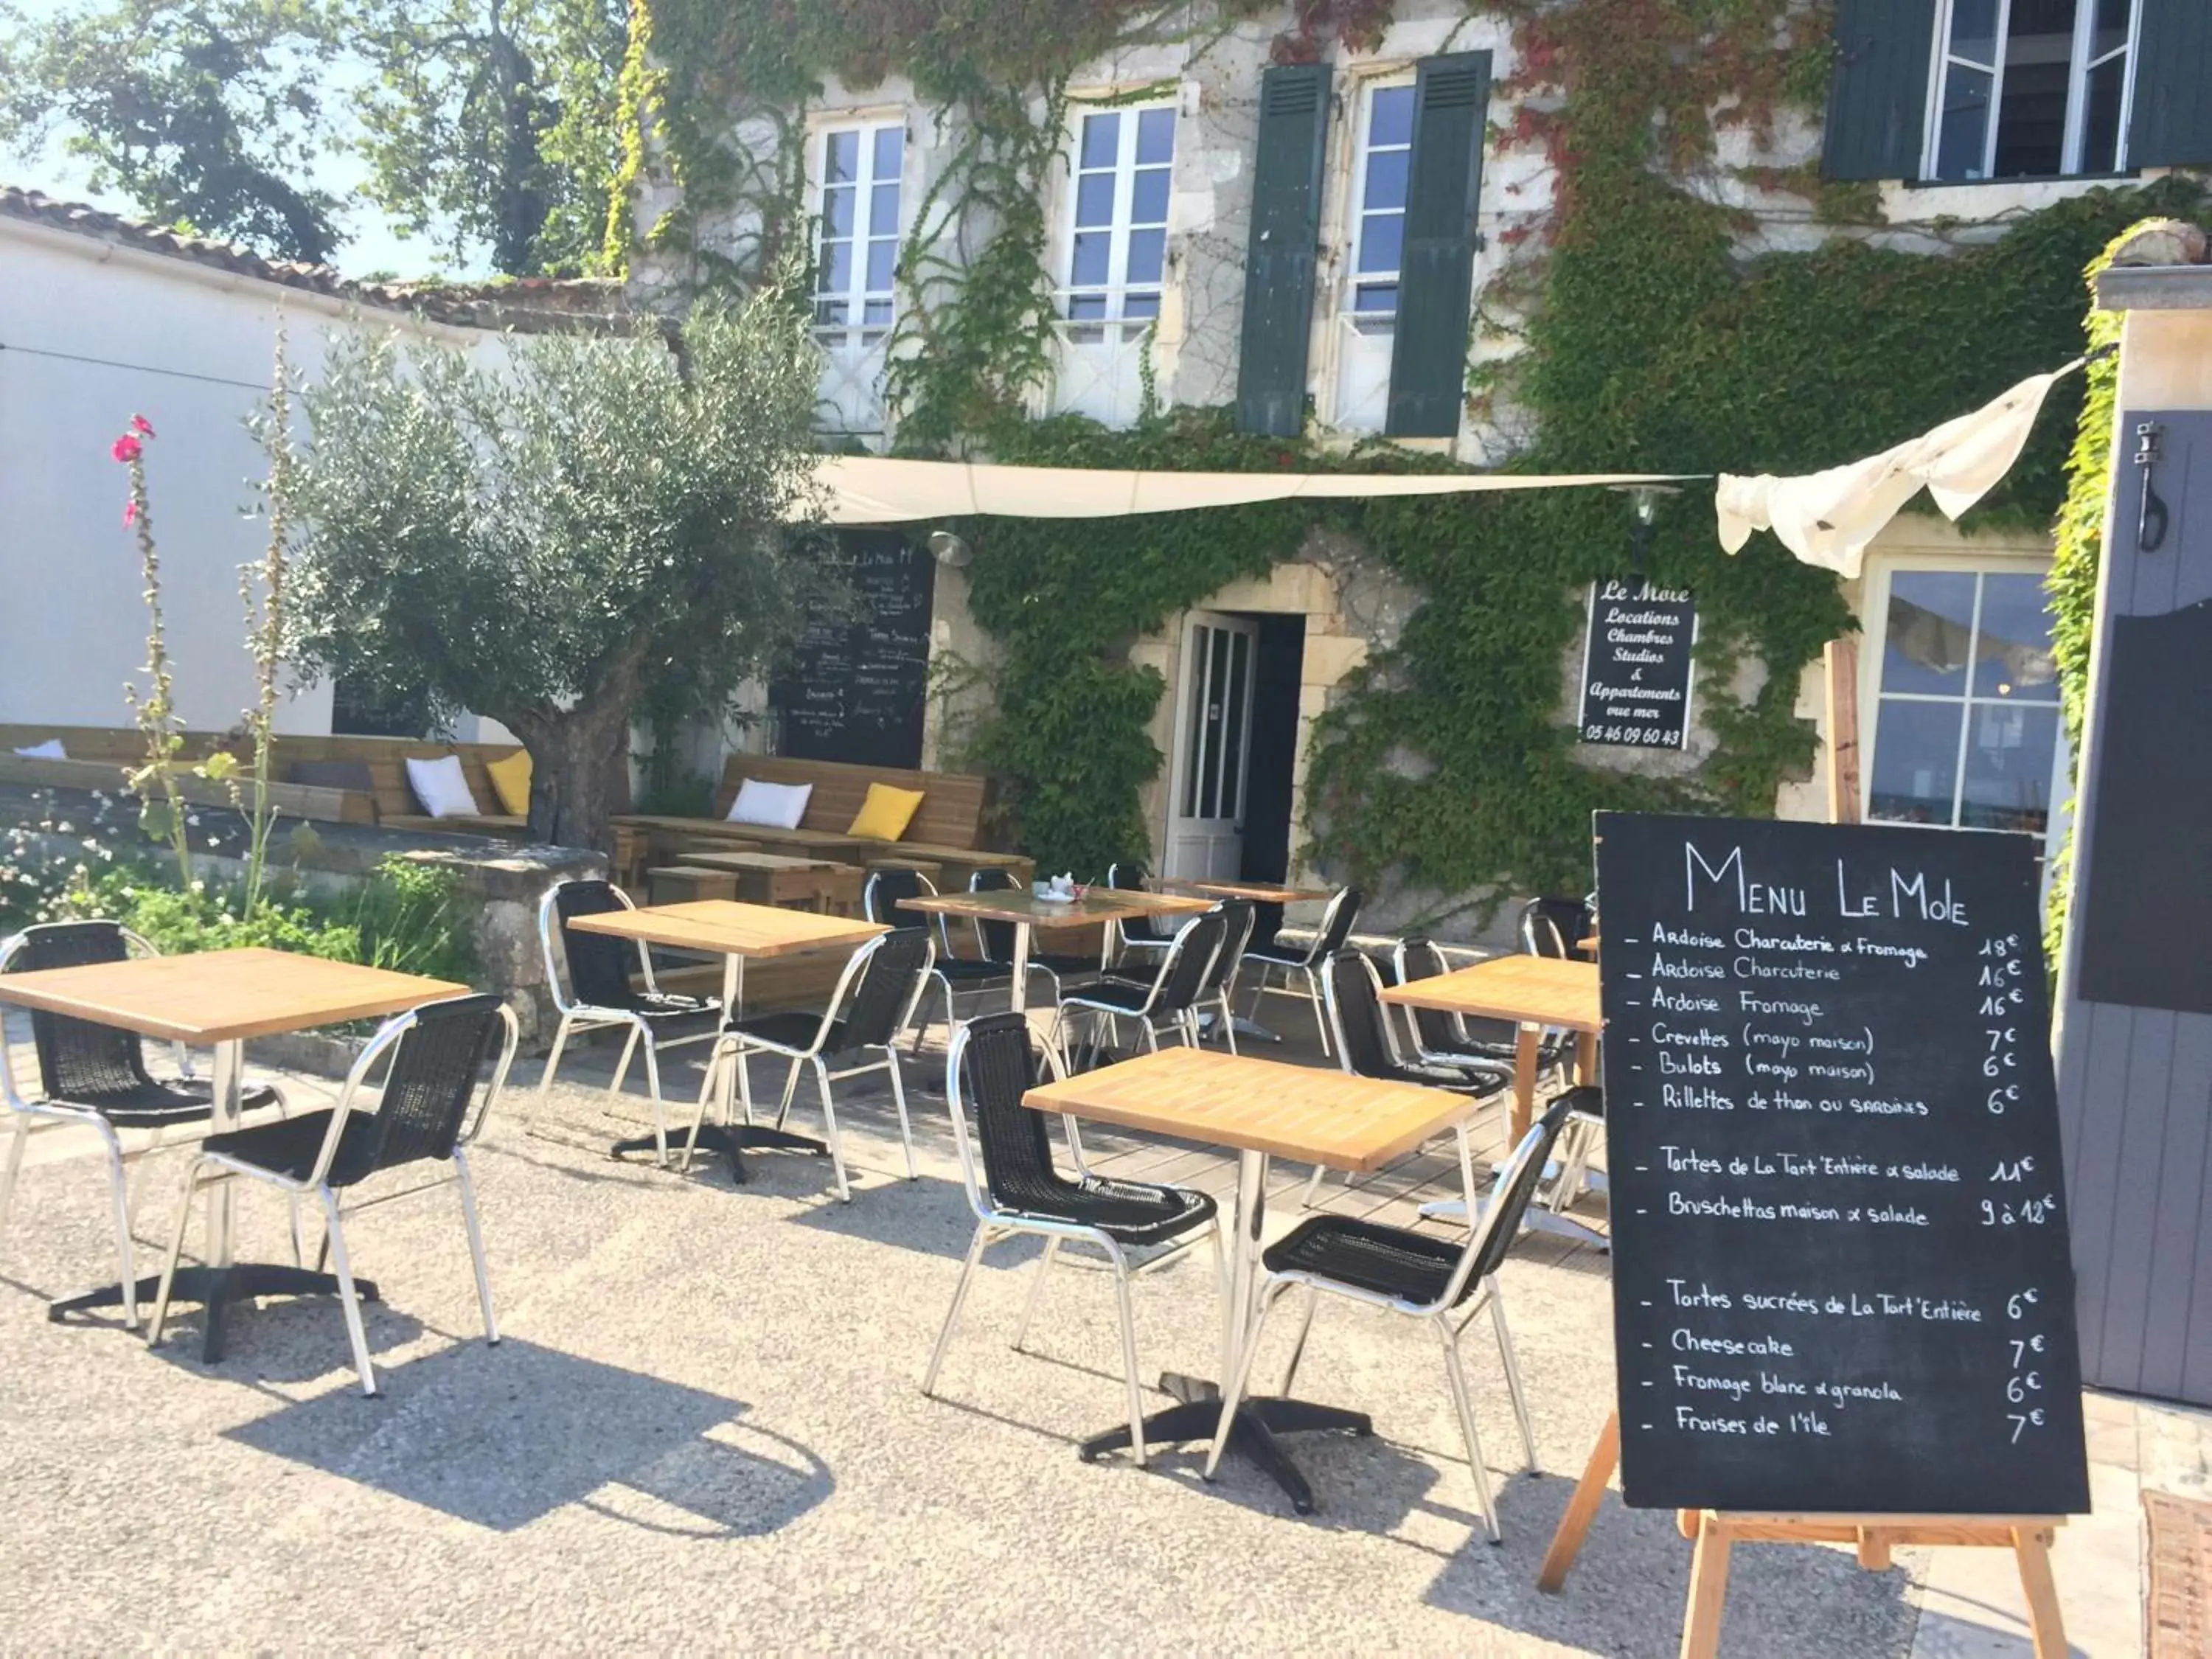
[1922,0,2143,182]
[809,116,908,349]
[1342,74,1417,336]
[1860,554,2072,873]
[1059,100,1177,339]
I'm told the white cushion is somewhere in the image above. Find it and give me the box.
[405,754,482,818]
[726,777,812,830]
[13,740,66,760]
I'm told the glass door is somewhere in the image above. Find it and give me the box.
[1166,613,1259,880]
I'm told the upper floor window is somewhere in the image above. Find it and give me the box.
[814,123,904,345]
[1065,104,1175,341]
[1927,0,2138,180]
[1344,82,1413,335]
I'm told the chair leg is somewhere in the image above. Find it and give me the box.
[1111,1255,1148,1469]
[608,1024,641,1099]
[639,1034,668,1167]
[1455,1122,1481,1215]
[922,1224,990,1396]
[1204,1280,1282,1479]
[127,1121,167,1219]
[536,1011,574,1105]
[147,1158,204,1346]
[94,1121,138,1328]
[885,1050,917,1180]
[1279,1283,1321,1396]
[1304,967,1331,1058]
[1301,1164,1326,1208]
[812,1057,849,1202]
[1217,990,1239,1056]
[1013,1237,1060,1352]
[0,1116,29,1231]
[774,1058,803,1131]
[1490,1290,1539,1473]
[453,1150,498,1346]
[320,1187,378,1397]
[1439,1318,1500,1543]
[678,1038,725,1175]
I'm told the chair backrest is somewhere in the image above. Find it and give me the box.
[1441,1100,1574,1306]
[1392,936,1470,1054]
[0,920,157,1104]
[945,1012,1060,1220]
[1106,860,1168,943]
[1153,909,1228,1016]
[1315,885,1364,957]
[969,866,1020,961]
[838,928,933,1049]
[863,866,935,927]
[1320,949,1401,1079]
[545,880,647,1010]
[1520,895,1594,961]
[1195,900,1256,998]
[326,993,518,1187]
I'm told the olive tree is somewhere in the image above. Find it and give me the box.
[282,295,827,849]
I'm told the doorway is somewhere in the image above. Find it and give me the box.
[1165,611,1304,882]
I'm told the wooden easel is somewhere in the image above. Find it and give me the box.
[1536,1411,2068,1659]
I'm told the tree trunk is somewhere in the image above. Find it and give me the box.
[515,703,633,852]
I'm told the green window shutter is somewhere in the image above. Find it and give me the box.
[2129,0,2212,167]
[1237,63,1332,437]
[1385,51,1491,440]
[1821,0,1936,182]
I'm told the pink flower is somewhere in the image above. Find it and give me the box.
[129,414,155,437]
[122,501,138,528]
[111,434,142,463]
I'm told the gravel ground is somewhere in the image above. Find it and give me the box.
[0,1023,1935,1654]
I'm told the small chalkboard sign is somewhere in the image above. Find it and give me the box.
[1596,812,2089,1516]
[770,531,933,771]
[1578,578,1696,750]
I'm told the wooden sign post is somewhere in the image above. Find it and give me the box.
[1540,813,2090,1656]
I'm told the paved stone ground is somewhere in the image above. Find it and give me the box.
[0,1003,2195,1652]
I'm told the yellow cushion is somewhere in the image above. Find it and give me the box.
[485,748,532,817]
[846,782,924,841]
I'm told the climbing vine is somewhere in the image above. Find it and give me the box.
[616,0,2205,917]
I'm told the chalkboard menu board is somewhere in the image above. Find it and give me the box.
[1578,578,1696,749]
[1596,812,2089,1516]
[771,531,933,770]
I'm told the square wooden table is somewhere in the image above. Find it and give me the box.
[566,900,886,1180]
[0,947,467,1355]
[1379,956,1600,1142]
[1026,1046,1475,1513]
[1161,879,1330,905]
[897,888,1214,1015]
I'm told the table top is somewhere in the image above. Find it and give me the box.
[1024,1047,1472,1173]
[1164,879,1330,904]
[0,947,469,1044]
[1378,954,1602,1032]
[898,888,1215,929]
[679,849,847,873]
[568,900,886,958]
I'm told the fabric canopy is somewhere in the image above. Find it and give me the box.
[1713,365,2079,578]
[812,454,1696,524]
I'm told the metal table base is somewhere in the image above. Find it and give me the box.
[52,1263,380,1360]
[1079,1371,1370,1514]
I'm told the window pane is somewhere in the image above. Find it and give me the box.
[1370,85,1415,148]
[1220,630,1250,817]
[823,186,855,239]
[1971,574,2059,699]
[820,240,852,292]
[2093,0,2131,55]
[2081,54,2127,173]
[1883,572,1978,695]
[1130,167,1170,226]
[824,131,859,184]
[1947,0,2001,65]
[1074,172,1116,228]
[1354,280,1399,315]
[1993,0,2072,176]
[1357,211,1403,275]
[865,238,897,291]
[869,181,899,236]
[1136,107,1175,165]
[1122,291,1160,319]
[1961,703,2060,833]
[872,125,903,175]
[1935,65,1994,179]
[1070,230,1110,288]
[1363,146,1410,214]
[1079,111,1119,169]
[814,298,849,326]
[1870,700,1967,825]
[863,297,892,325]
[1068,292,1107,320]
[1124,226,1165,285]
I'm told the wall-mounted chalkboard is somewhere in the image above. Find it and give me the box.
[1578,577,1697,749]
[770,530,933,771]
[1596,811,2089,1515]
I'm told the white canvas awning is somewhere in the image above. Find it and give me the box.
[1713,364,2081,577]
[812,454,1697,524]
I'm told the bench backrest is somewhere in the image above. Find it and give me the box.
[267,734,523,821]
[712,755,988,849]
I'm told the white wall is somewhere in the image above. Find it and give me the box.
[0,221,496,739]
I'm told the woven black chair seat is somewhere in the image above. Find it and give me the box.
[1062,977,1154,1014]
[1004,1176,1217,1246]
[1243,942,1312,968]
[604,989,717,1020]
[1029,953,1105,975]
[934,959,1012,985]
[724,1011,844,1053]
[1558,1085,1604,1122]
[201,1107,375,1184]
[1265,1213,1469,1307]
[51,1075,281,1129]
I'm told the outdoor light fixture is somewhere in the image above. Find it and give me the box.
[1609,482,1681,574]
[927,529,970,567]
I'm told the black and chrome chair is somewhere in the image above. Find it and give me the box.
[149,993,518,1396]
[922,1012,1219,1465]
[866,866,1014,1053]
[1546,1084,1608,1216]
[1240,884,1363,1056]
[1392,937,1526,1074]
[537,880,719,1164]
[0,920,285,1327]
[1050,908,1228,1064]
[1205,1099,1571,1542]
[681,927,933,1200]
[1520,895,1596,962]
[1104,860,1175,967]
[1190,899,1257,1052]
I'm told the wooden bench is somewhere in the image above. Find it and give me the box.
[268,734,529,837]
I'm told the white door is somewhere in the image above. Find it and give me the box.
[1166,613,1259,880]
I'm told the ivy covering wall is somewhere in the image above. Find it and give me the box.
[615,0,2204,912]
